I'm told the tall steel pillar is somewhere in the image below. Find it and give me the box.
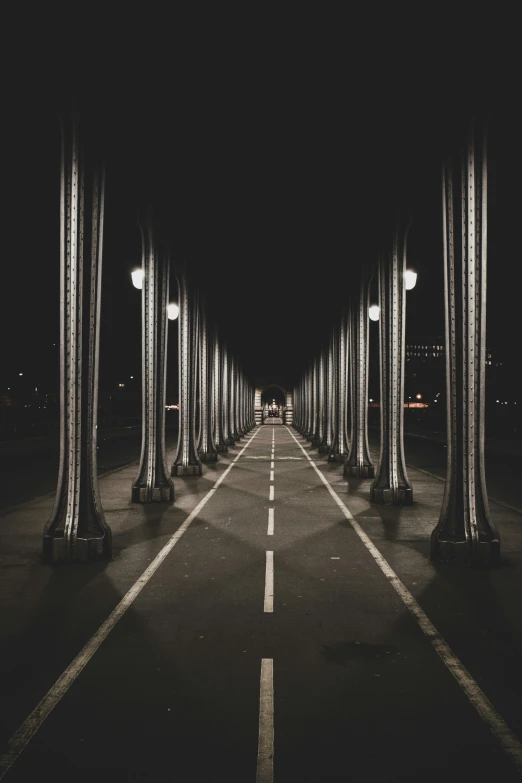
[370,212,413,504]
[345,267,374,477]
[223,350,235,446]
[329,315,350,462]
[229,355,241,441]
[311,356,321,447]
[431,119,499,564]
[304,364,313,440]
[197,304,218,462]
[171,264,202,476]
[314,346,326,450]
[319,333,335,453]
[43,112,112,563]
[131,216,174,502]
[212,331,228,452]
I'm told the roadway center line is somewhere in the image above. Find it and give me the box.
[269,485,274,502]
[267,508,274,536]
[264,551,274,612]
[285,427,522,773]
[0,429,263,781]
[256,658,274,783]
[270,470,274,482]
[270,461,274,469]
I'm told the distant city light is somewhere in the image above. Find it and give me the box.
[130,376,134,379]
[118,383,125,388]
[369,398,373,403]
[131,268,144,289]
[416,393,422,400]
[404,269,418,290]
[167,303,179,320]
[19,373,23,376]
[369,304,380,321]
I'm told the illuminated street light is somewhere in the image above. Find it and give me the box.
[131,268,144,289]
[167,302,179,320]
[404,268,418,290]
[369,304,380,322]
[416,393,422,400]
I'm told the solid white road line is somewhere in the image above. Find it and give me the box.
[269,485,274,501]
[270,470,274,482]
[264,551,274,612]
[0,431,263,781]
[256,658,274,783]
[267,509,274,536]
[286,427,522,773]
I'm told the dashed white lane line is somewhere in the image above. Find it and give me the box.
[270,461,274,470]
[0,431,264,781]
[286,426,522,773]
[256,658,274,783]
[267,509,274,536]
[269,485,274,502]
[264,552,274,612]
[270,470,274,482]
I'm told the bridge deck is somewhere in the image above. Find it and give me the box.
[0,426,521,781]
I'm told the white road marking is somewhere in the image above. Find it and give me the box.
[267,509,274,536]
[270,461,274,469]
[243,456,272,459]
[286,427,522,773]
[264,551,274,612]
[270,470,274,482]
[256,658,274,783]
[269,485,274,501]
[0,431,263,781]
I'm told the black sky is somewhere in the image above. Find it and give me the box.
[3,23,520,395]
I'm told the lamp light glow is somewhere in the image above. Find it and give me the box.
[369,304,380,321]
[131,269,144,290]
[167,303,179,320]
[404,269,418,290]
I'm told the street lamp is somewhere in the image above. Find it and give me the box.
[369,304,380,321]
[167,302,179,320]
[404,268,417,290]
[131,268,144,289]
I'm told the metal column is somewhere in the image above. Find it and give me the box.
[43,112,112,563]
[431,119,499,564]
[370,212,413,504]
[132,216,174,502]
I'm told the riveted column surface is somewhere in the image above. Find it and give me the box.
[198,306,218,462]
[329,314,350,462]
[131,220,174,502]
[304,365,313,440]
[319,334,335,453]
[311,356,321,447]
[222,350,235,446]
[370,214,413,504]
[171,266,202,476]
[431,119,499,564]
[43,113,112,563]
[212,333,228,452]
[345,268,374,477]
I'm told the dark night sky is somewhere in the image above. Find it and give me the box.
[3,22,520,397]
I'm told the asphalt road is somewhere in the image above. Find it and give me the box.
[0,425,520,781]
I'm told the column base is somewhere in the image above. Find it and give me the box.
[171,463,203,477]
[43,533,111,564]
[199,451,219,462]
[370,486,413,505]
[131,484,174,503]
[328,452,347,463]
[318,443,330,453]
[344,463,375,478]
[430,537,500,565]
[311,438,321,448]
[215,443,228,453]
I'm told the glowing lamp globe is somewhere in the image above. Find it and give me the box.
[404,269,417,290]
[131,269,144,290]
[167,303,179,321]
[369,304,380,322]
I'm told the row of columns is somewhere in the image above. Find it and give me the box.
[43,112,256,564]
[294,117,498,565]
